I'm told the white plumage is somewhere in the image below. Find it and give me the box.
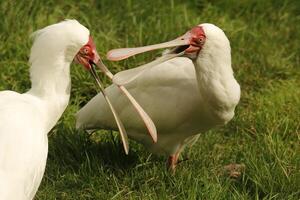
[76,23,240,169]
[0,20,91,199]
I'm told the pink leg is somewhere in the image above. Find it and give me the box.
[167,145,183,172]
[166,136,200,172]
[167,154,179,172]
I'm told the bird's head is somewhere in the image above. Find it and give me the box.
[29,19,111,93]
[30,20,100,71]
[74,36,100,70]
[106,23,229,63]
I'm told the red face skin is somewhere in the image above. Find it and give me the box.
[74,36,100,70]
[185,26,206,55]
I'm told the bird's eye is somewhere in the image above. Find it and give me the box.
[196,38,204,45]
[81,47,90,55]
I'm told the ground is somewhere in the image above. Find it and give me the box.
[0,0,299,199]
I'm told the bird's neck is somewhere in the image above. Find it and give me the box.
[194,41,240,123]
[26,58,71,131]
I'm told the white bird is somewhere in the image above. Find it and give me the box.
[0,19,157,199]
[0,20,103,200]
[76,23,240,170]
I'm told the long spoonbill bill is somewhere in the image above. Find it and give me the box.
[76,23,240,170]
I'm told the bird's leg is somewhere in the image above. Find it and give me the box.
[167,144,184,172]
[175,135,200,164]
[167,154,179,173]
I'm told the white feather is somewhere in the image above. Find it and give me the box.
[0,20,89,200]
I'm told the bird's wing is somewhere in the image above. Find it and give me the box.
[76,57,197,131]
[0,91,46,199]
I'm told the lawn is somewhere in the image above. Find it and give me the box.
[0,0,299,199]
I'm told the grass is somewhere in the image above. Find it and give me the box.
[0,0,299,199]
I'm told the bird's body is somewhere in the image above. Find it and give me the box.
[77,57,234,155]
[77,24,240,161]
[0,91,47,199]
[0,20,91,199]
